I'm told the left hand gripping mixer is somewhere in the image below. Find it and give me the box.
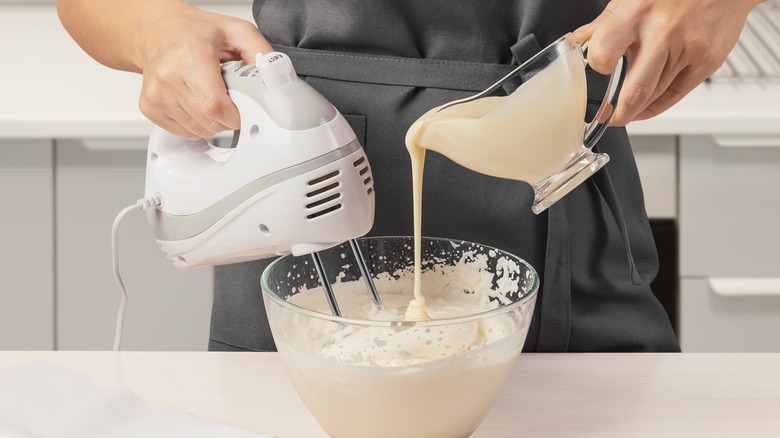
[144,52,375,269]
[112,52,379,349]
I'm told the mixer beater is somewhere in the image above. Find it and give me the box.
[311,240,382,317]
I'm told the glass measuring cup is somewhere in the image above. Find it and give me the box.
[407,33,626,214]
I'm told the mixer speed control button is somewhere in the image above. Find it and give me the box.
[256,52,298,88]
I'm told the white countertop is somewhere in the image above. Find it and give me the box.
[1,4,779,139]
[0,352,778,437]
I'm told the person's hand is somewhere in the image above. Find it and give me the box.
[136,5,272,139]
[574,0,763,126]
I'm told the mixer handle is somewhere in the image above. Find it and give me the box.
[581,41,628,150]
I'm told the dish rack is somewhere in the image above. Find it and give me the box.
[710,0,780,82]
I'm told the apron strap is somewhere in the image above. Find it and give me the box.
[537,202,572,352]
[510,33,544,65]
[591,157,644,285]
[502,33,543,94]
[275,32,547,93]
[272,44,514,92]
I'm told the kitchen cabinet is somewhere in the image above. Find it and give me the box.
[679,135,780,352]
[680,278,780,352]
[0,140,55,350]
[629,135,677,219]
[55,139,213,351]
[0,0,252,352]
[680,135,780,276]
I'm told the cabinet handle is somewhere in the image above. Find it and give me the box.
[709,277,780,297]
[713,135,780,148]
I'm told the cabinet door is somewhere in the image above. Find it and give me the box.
[680,278,780,352]
[0,140,54,350]
[679,135,780,277]
[629,135,677,219]
[55,139,213,351]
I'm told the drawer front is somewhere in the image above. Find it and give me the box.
[679,135,780,277]
[680,278,780,352]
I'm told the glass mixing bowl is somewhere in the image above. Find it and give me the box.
[261,236,539,438]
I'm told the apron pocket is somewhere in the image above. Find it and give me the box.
[343,114,366,148]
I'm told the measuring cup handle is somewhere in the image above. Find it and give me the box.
[581,41,628,149]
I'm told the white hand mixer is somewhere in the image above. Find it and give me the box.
[112,52,381,349]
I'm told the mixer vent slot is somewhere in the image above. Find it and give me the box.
[353,154,373,195]
[307,182,340,198]
[308,170,340,186]
[306,170,342,220]
[306,193,341,209]
[307,204,342,219]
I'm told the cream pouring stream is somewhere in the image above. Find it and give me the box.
[403,37,590,319]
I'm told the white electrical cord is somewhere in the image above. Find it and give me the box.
[111,194,163,351]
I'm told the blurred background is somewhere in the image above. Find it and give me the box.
[0,0,778,352]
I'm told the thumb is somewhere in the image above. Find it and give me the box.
[227,21,274,63]
[573,23,595,44]
[573,1,617,44]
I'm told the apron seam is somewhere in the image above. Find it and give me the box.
[299,74,500,93]
[276,45,516,68]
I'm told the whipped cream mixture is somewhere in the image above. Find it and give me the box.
[285,252,520,366]
[272,254,530,438]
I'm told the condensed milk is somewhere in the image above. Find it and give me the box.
[404,45,587,318]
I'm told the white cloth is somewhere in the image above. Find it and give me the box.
[0,361,275,438]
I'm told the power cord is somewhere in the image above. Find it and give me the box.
[111,193,163,351]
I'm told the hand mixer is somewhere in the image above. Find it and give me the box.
[112,52,381,350]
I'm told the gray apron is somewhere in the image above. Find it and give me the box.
[209,0,680,353]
